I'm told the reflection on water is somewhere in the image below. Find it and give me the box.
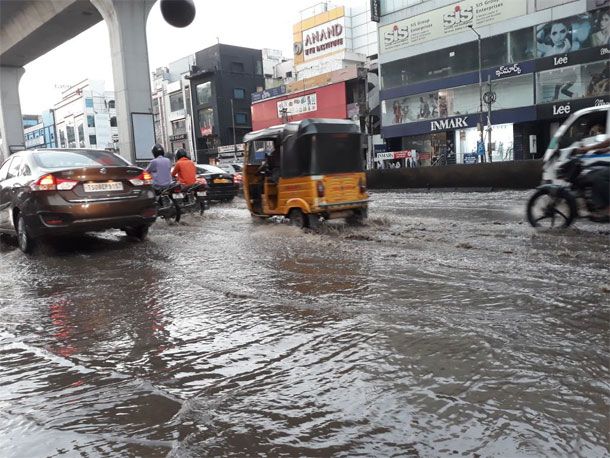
[0,193,608,457]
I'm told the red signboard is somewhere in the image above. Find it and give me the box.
[251,82,347,131]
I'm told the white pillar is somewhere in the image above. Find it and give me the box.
[91,0,155,164]
[0,66,25,162]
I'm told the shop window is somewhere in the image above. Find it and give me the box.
[481,34,508,68]
[233,88,246,99]
[87,115,95,128]
[234,112,248,125]
[509,27,535,62]
[198,108,214,136]
[89,135,97,145]
[196,81,212,105]
[535,61,608,104]
[169,92,184,112]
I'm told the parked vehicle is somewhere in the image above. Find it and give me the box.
[527,106,609,228]
[195,164,238,202]
[242,118,369,228]
[0,149,157,253]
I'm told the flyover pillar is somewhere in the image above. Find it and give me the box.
[91,0,155,164]
[0,66,25,162]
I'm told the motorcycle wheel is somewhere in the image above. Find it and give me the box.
[159,196,181,223]
[527,188,577,229]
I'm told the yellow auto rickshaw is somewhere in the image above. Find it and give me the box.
[242,118,369,227]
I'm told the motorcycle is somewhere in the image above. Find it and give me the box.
[171,182,208,216]
[155,184,182,223]
[527,150,610,228]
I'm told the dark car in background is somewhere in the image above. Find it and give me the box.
[195,164,239,202]
[219,163,243,190]
[0,149,157,253]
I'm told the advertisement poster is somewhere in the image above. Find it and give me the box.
[276,93,318,118]
[535,8,610,57]
[380,0,527,53]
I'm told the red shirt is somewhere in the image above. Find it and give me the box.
[172,157,197,185]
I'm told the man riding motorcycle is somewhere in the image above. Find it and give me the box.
[171,148,197,185]
[146,144,172,190]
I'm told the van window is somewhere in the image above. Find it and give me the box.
[558,110,608,149]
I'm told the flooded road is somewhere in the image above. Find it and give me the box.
[0,191,608,457]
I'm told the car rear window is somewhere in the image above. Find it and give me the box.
[32,150,130,169]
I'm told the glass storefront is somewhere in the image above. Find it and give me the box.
[381,74,534,127]
[536,60,609,104]
[381,28,535,90]
[454,123,514,164]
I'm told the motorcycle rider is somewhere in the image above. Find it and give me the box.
[576,123,610,217]
[146,144,172,190]
[171,148,197,186]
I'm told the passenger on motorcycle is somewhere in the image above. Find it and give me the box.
[171,148,197,186]
[147,144,172,189]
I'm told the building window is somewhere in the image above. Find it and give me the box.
[59,130,66,148]
[169,92,184,112]
[231,62,245,73]
[233,88,246,99]
[87,115,95,128]
[536,60,609,104]
[110,116,117,127]
[196,81,212,105]
[89,135,97,145]
[256,60,263,75]
[77,123,85,147]
[108,100,115,109]
[234,112,248,125]
[198,108,214,136]
[85,98,94,108]
[172,119,186,135]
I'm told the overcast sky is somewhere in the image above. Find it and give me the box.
[19,0,363,114]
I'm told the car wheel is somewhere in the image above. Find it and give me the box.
[125,225,149,241]
[288,208,307,228]
[17,215,36,254]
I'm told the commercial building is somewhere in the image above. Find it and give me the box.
[53,80,118,151]
[378,0,609,167]
[187,44,265,164]
[24,110,57,149]
[251,1,380,165]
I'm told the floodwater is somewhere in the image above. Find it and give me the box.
[0,191,608,457]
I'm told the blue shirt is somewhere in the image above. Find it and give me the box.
[146,156,172,187]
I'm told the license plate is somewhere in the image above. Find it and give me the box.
[172,193,184,199]
[214,178,230,184]
[197,191,207,197]
[84,182,123,192]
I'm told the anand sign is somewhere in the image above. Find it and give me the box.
[302,17,346,62]
[380,0,527,53]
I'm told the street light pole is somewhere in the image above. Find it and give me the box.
[230,98,237,162]
[468,25,485,163]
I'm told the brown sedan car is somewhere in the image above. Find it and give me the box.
[0,149,157,253]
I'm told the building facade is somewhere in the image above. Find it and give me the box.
[53,80,118,151]
[24,110,57,149]
[378,0,609,167]
[187,44,265,164]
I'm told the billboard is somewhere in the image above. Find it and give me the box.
[379,0,528,53]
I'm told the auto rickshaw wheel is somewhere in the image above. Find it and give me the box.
[307,213,322,229]
[288,208,307,228]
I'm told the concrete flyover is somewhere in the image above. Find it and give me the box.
[0,0,155,163]
[366,160,543,190]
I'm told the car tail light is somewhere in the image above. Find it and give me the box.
[31,174,79,191]
[316,181,325,198]
[129,171,153,186]
[358,178,366,194]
